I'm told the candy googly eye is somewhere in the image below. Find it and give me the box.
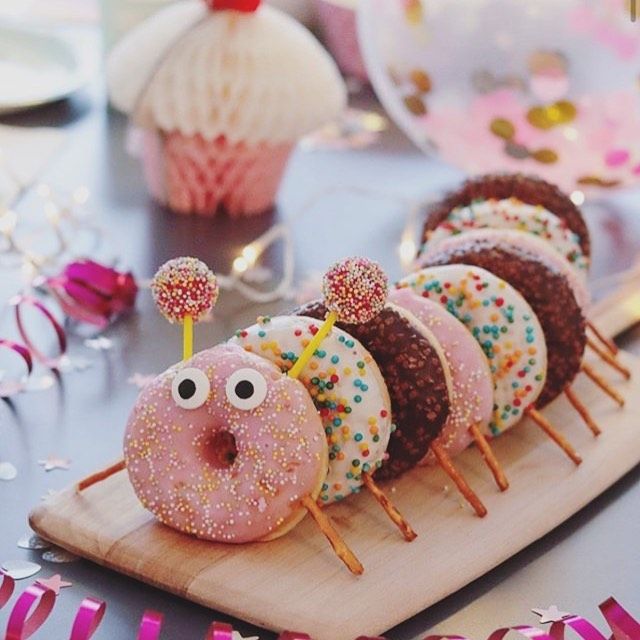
[225,368,268,411]
[172,367,210,409]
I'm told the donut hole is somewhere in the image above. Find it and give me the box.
[203,430,238,469]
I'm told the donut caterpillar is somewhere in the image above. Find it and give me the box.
[77,174,629,576]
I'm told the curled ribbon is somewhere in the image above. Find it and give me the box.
[0,584,638,640]
[11,294,67,368]
[4,583,55,640]
[206,622,234,640]
[599,597,640,640]
[69,597,106,640]
[137,611,164,640]
[0,339,33,397]
[0,573,15,611]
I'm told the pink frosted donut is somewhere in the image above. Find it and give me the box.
[389,288,494,462]
[421,228,591,311]
[124,343,327,543]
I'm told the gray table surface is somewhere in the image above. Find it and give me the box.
[1,59,639,640]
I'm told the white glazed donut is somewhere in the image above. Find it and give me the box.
[422,198,589,275]
[230,315,392,504]
[398,264,548,436]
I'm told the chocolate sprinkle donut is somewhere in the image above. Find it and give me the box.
[423,238,586,408]
[294,301,450,480]
[421,173,591,257]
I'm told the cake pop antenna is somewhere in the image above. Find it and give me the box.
[151,257,219,361]
[288,257,388,380]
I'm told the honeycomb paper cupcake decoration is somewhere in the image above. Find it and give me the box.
[107,0,347,217]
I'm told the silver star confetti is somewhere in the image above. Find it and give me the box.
[232,633,260,640]
[1,560,41,580]
[42,547,79,564]
[17,533,51,550]
[38,456,71,472]
[532,605,572,624]
[0,462,17,481]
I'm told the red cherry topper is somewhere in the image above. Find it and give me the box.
[204,0,261,12]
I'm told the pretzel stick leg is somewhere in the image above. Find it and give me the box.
[362,473,417,541]
[581,362,625,407]
[77,459,126,492]
[430,442,487,518]
[587,320,619,356]
[301,495,364,575]
[586,337,631,380]
[564,387,601,437]
[468,423,509,492]
[525,408,582,466]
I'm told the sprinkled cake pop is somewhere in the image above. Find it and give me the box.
[151,256,219,360]
[151,257,219,324]
[288,257,388,380]
[322,256,389,325]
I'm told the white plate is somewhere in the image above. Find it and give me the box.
[0,25,88,114]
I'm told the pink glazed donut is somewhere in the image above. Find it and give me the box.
[389,288,494,461]
[124,343,327,543]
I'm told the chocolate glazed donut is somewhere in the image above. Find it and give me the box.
[421,173,591,257]
[423,238,587,408]
[295,301,450,480]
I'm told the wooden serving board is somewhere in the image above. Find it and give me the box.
[30,346,640,640]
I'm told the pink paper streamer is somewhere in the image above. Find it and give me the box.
[4,583,55,640]
[69,597,106,640]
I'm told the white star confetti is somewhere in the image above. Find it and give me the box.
[0,462,17,481]
[232,633,260,640]
[38,457,71,472]
[532,605,572,624]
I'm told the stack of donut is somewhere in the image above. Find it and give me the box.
[78,174,630,576]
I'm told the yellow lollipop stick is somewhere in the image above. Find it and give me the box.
[183,314,193,361]
[288,311,337,380]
